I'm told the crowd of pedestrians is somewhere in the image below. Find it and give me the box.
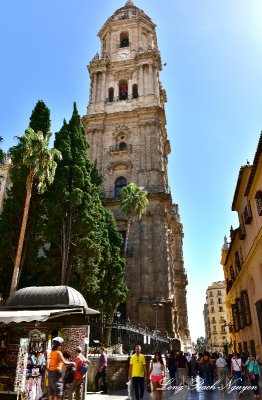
[164,349,261,397]
[46,336,261,400]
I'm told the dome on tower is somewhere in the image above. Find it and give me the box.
[98,0,155,32]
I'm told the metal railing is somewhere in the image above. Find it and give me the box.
[106,94,139,103]
[89,317,170,355]
[109,144,132,153]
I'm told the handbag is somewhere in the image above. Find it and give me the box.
[249,373,255,380]
[147,380,152,393]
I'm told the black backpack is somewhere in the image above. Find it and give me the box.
[64,366,75,384]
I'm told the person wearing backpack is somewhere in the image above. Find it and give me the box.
[68,346,91,400]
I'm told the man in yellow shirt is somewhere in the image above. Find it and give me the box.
[128,345,147,400]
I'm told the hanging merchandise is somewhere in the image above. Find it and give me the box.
[14,338,29,394]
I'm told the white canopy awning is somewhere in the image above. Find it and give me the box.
[0,308,86,324]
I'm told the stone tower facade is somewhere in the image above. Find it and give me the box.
[83,0,191,350]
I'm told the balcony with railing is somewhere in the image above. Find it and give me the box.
[238,223,246,240]
[109,144,132,154]
[106,93,139,103]
[243,202,253,224]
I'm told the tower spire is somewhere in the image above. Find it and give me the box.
[125,0,134,6]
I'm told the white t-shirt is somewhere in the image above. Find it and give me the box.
[231,358,242,371]
[216,357,226,368]
[151,361,163,376]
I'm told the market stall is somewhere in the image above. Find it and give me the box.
[0,286,98,400]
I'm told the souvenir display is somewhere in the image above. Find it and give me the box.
[0,327,47,398]
[14,338,29,394]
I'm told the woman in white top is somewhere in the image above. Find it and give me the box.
[149,352,165,400]
[231,353,244,392]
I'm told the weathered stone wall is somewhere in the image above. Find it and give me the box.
[87,355,152,391]
[82,1,191,349]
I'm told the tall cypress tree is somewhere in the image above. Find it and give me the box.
[41,103,127,314]
[29,100,51,136]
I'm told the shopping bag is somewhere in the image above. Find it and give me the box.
[127,379,134,399]
[146,380,152,393]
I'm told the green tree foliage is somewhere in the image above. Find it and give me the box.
[9,129,61,295]
[0,101,126,316]
[0,101,52,297]
[120,182,148,256]
[29,100,51,136]
[41,103,127,314]
[193,336,208,354]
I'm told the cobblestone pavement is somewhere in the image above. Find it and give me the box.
[86,375,262,400]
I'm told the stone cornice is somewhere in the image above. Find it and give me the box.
[113,68,134,80]
[245,131,262,196]
[134,49,162,68]
[83,105,166,124]
[88,48,162,74]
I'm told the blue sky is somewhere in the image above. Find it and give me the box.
[1,0,262,342]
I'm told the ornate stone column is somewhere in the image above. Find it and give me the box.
[149,64,153,95]
[91,73,97,103]
[138,24,142,49]
[114,80,118,99]
[139,65,144,96]
[101,71,106,102]
[154,68,160,98]
[128,79,132,98]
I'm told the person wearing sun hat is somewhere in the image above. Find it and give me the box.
[48,337,75,400]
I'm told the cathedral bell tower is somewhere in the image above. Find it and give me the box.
[83,0,191,349]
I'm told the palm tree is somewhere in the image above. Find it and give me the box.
[120,182,148,256]
[9,128,61,295]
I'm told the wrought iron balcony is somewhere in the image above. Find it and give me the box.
[238,223,246,240]
[109,144,132,153]
[106,93,139,103]
[244,203,253,224]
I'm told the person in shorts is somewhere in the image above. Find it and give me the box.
[149,352,165,400]
[48,337,75,400]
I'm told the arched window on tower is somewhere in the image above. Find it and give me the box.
[119,80,128,100]
[108,87,114,102]
[120,32,129,48]
[115,177,127,198]
[132,84,138,99]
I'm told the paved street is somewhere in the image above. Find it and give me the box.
[87,375,262,400]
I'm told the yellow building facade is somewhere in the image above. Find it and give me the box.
[221,132,262,356]
[204,281,231,352]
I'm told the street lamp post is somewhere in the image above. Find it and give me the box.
[152,303,163,330]
[116,311,121,344]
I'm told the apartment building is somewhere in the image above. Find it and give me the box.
[204,281,231,352]
[221,132,262,355]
